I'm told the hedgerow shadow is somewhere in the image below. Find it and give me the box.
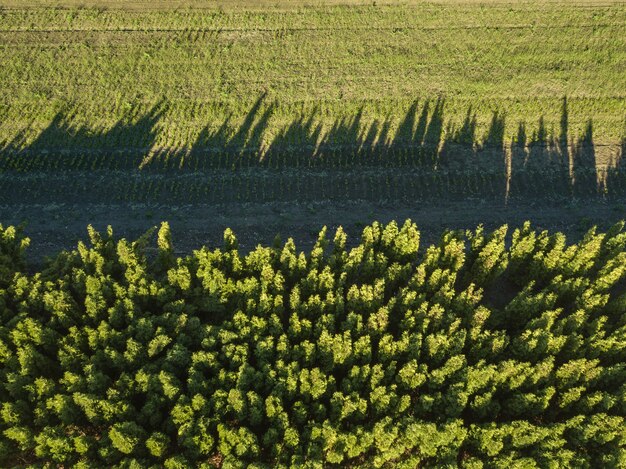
[1,95,624,205]
[1,102,166,171]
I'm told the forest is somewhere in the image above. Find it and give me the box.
[0,220,625,467]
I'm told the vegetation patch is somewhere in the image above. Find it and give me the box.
[0,220,625,467]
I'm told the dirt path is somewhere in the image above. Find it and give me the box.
[5,197,625,266]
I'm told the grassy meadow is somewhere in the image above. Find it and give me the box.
[0,0,624,222]
[0,1,624,156]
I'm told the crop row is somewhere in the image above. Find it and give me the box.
[2,3,623,32]
[0,167,615,206]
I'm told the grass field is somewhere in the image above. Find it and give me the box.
[1,1,624,149]
[0,0,625,257]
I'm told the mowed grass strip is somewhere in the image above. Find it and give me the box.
[0,1,624,153]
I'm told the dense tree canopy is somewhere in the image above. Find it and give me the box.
[0,220,625,468]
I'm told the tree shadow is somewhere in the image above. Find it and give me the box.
[1,94,624,206]
[1,102,166,171]
[603,127,626,198]
[509,99,575,200]
[157,93,275,171]
[571,119,597,196]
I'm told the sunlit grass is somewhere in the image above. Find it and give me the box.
[0,1,624,150]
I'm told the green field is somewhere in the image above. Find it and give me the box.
[1,1,625,151]
[0,0,625,255]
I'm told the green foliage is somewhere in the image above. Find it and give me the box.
[0,220,625,467]
[0,224,29,288]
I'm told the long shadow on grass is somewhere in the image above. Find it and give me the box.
[0,101,166,171]
[0,94,623,205]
